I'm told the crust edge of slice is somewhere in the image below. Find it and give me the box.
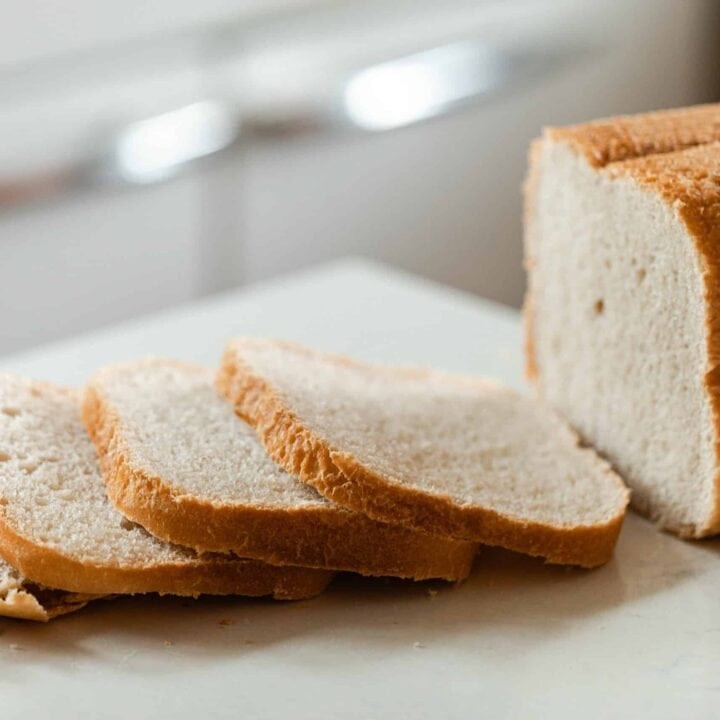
[0,504,332,600]
[81,371,477,582]
[218,339,628,569]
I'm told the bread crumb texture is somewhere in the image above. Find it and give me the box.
[220,339,629,567]
[0,373,333,600]
[526,103,720,536]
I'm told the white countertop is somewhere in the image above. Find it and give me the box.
[1,259,718,719]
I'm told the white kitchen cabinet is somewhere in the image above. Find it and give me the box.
[0,180,204,351]
[0,0,717,355]
[0,36,211,352]
[241,0,720,306]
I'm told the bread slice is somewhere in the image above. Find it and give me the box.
[82,360,477,581]
[218,339,629,568]
[0,557,100,622]
[0,374,332,599]
[524,104,720,537]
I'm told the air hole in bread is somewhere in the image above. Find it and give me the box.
[0,452,9,462]
[593,299,605,316]
[636,268,647,284]
[2,407,20,417]
[0,497,7,506]
[19,461,38,474]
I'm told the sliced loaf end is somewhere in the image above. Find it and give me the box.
[525,110,720,537]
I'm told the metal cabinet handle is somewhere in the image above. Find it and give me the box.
[0,36,584,211]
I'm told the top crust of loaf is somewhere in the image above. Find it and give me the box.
[219,339,629,568]
[83,359,477,582]
[0,373,332,599]
[525,105,720,535]
[547,103,720,167]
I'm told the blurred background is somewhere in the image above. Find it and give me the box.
[2,0,719,356]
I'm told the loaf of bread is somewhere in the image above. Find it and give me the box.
[0,374,333,600]
[218,338,629,567]
[524,103,720,536]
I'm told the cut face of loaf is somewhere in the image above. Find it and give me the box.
[0,557,99,622]
[0,374,333,600]
[82,360,477,581]
[218,338,629,568]
[524,103,720,537]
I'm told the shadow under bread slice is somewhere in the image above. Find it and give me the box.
[82,360,478,581]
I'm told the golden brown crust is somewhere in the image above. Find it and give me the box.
[218,341,626,568]
[0,512,332,599]
[548,103,720,168]
[82,378,476,582]
[522,139,543,383]
[603,143,720,534]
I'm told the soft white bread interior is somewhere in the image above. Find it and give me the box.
[0,374,332,599]
[218,339,629,568]
[524,104,720,537]
[83,360,477,581]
